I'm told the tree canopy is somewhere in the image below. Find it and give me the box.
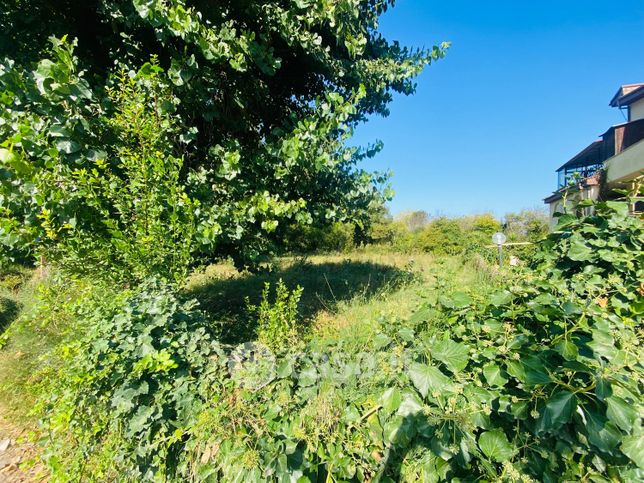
[0,1,446,279]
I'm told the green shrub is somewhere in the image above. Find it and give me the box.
[247,279,303,352]
[40,280,225,481]
[417,217,465,255]
[0,41,200,282]
[281,222,355,254]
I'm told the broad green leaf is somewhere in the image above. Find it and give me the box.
[408,307,435,325]
[383,415,415,447]
[408,362,453,398]
[584,409,621,453]
[506,356,551,386]
[478,429,515,462]
[380,388,402,414]
[397,391,424,417]
[536,390,575,433]
[397,327,415,342]
[554,213,577,228]
[595,377,612,401]
[621,435,644,469]
[298,365,318,387]
[606,396,637,432]
[431,435,456,461]
[0,148,14,163]
[372,333,391,350]
[490,290,512,306]
[276,358,294,378]
[589,320,616,360]
[555,340,578,361]
[428,338,470,372]
[567,237,593,261]
[440,292,472,309]
[605,200,630,215]
[55,139,81,154]
[127,405,155,435]
[482,363,508,387]
[450,291,473,308]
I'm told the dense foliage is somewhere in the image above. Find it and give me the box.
[41,281,226,480]
[39,200,642,481]
[0,1,447,278]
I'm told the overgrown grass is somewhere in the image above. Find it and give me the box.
[0,271,95,419]
[184,253,422,344]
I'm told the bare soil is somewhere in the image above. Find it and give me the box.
[0,411,45,482]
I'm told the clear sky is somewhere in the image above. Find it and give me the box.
[351,0,644,217]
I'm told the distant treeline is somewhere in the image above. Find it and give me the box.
[281,208,549,257]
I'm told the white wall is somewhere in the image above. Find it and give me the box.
[605,138,644,185]
[630,98,644,121]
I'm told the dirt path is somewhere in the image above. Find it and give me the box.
[0,412,45,482]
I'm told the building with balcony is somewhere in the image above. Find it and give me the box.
[544,84,644,222]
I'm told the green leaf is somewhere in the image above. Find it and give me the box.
[298,365,317,387]
[397,327,415,342]
[536,390,575,433]
[408,306,435,325]
[606,396,637,432]
[56,139,81,154]
[428,338,470,372]
[383,415,415,447]
[506,356,551,386]
[482,363,508,387]
[584,409,621,453]
[450,291,473,308]
[567,237,593,261]
[490,290,512,306]
[478,429,515,462]
[408,362,453,398]
[397,391,424,417]
[276,358,293,379]
[372,333,391,350]
[439,292,472,309]
[595,377,612,401]
[127,404,155,435]
[621,435,644,469]
[589,320,616,360]
[555,340,579,360]
[380,388,402,414]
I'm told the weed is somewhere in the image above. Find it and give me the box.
[246,279,303,351]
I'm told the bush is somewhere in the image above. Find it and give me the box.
[0,41,201,282]
[40,281,226,480]
[369,213,505,257]
[417,217,465,255]
[281,222,355,254]
[246,279,303,352]
[505,209,549,242]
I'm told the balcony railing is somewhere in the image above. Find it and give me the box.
[557,163,603,188]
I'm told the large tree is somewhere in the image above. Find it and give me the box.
[0,0,446,279]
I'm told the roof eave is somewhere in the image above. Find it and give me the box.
[610,84,644,107]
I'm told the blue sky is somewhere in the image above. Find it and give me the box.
[351,0,644,217]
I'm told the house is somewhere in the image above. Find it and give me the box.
[544,84,644,222]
